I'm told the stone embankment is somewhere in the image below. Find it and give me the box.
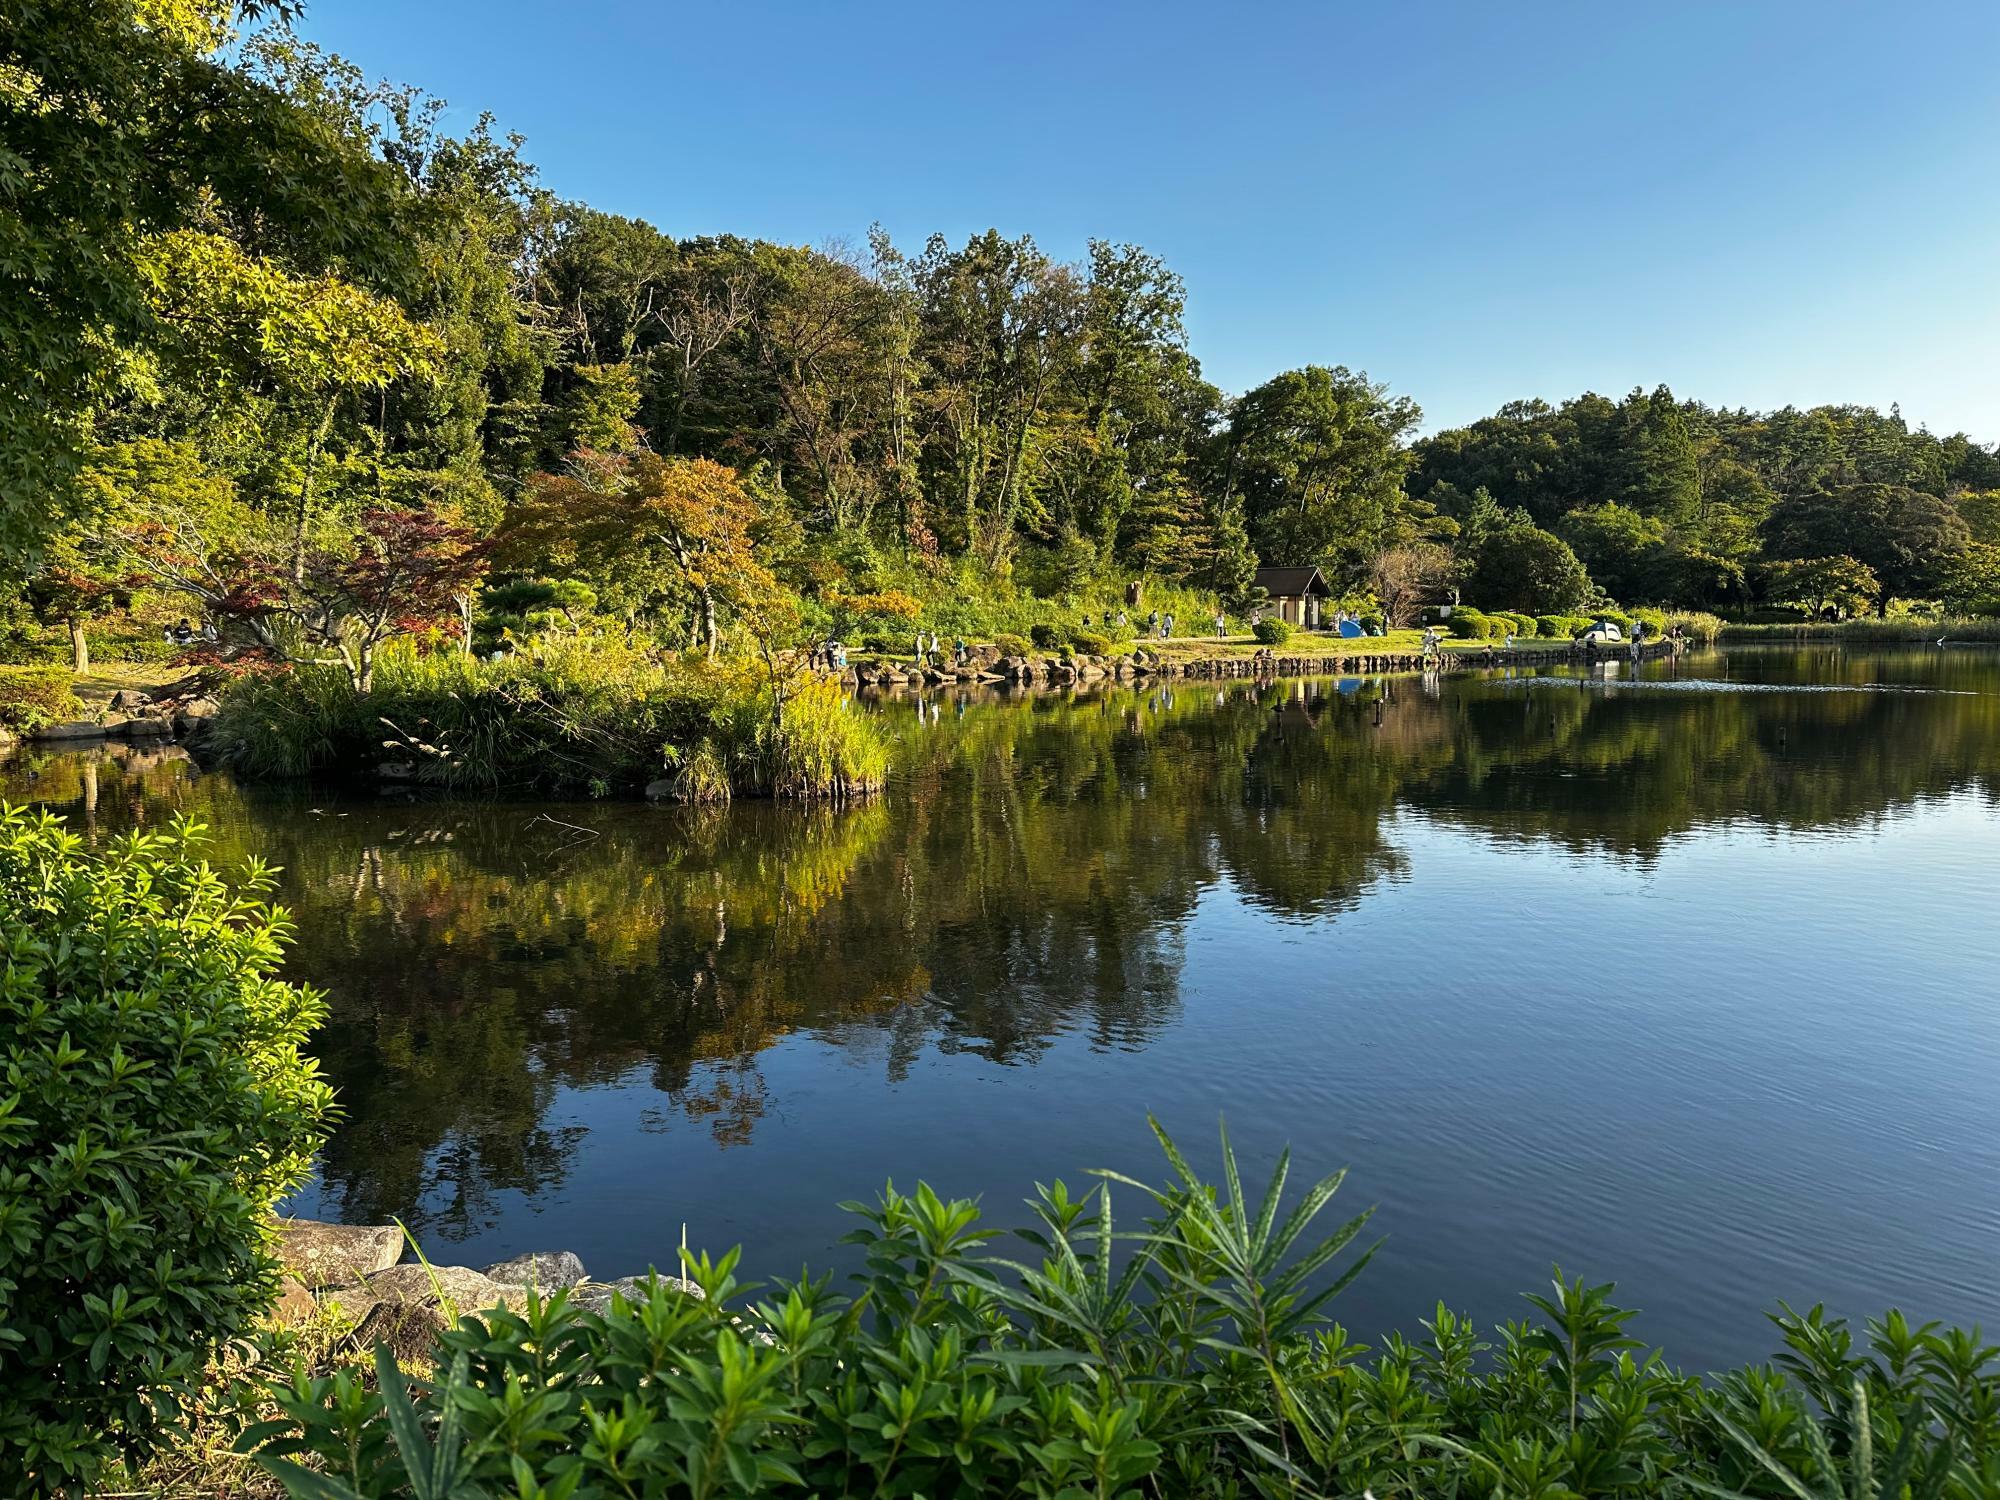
[275,1217,705,1356]
[21,685,219,745]
[847,638,1684,692]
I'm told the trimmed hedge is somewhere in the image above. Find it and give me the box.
[992,632,1031,658]
[1251,617,1292,645]
[1536,613,1592,639]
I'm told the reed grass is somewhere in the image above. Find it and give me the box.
[210,636,888,800]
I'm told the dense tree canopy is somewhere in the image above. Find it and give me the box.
[4,0,1997,678]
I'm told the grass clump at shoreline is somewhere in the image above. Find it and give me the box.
[208,636,887,801]
[1720,616,2000,643]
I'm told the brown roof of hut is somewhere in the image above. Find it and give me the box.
[1252,566,1333,598]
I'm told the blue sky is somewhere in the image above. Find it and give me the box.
[293,0,2000,440]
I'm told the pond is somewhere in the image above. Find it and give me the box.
[5,645,1998,1372]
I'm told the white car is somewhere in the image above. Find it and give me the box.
[1575,620,1624,645]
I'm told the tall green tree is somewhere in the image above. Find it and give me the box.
[0,0,401,553]
[1557,503,1670,603]
[1468,522,1593,614]
[1223,366,1420,579]
[1763,483,1970,613]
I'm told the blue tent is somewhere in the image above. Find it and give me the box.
[1337,618,1365,639]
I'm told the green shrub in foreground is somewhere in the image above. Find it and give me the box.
[992,632,1031,658]
[1252,616,1292,645]
[1069,628,1113,656]
[244,1119,1998,1500]
[0,809,333,1496]
[0,666,82,733]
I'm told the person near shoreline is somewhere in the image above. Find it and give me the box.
[1213,612,1226,638]
[1161,612,1175,639]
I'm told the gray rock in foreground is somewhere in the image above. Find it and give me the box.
[277,1219,403,1288]
[569,1273,705,1314]
[30,720,109,742]
[342,1263,528,1315]
[483,1250,588,1289]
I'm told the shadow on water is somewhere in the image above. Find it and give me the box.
[4,644,1998,1368]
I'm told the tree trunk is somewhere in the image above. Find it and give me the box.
[67,616,89,676]
[664,530,720,658]
[293,395,338,585]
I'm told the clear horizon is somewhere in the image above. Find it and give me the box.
[291,0,2000,443]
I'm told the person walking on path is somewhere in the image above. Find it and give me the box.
[1213,611,1227,638]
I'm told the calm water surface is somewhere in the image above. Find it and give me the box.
[5,646,1997,1371]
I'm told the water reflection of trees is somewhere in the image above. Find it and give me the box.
[3,651,1994,1235]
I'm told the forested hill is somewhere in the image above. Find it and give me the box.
[4,2,1998,637]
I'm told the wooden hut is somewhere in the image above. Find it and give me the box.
[1252,566,1334,629]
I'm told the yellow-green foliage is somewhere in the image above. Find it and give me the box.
[0,666,81,731]
[812,548,1223,646]
[1663,610,1724,644]
[761,676,888,800]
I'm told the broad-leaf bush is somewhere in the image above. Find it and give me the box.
[0,808,333,1495]
[243,1119,2000,1498]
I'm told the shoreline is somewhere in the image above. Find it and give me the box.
[844,635,1689,692]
